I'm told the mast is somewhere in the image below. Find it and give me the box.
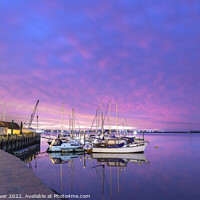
[125,117,127,136]
[72,109,74,138]
[109,101,111,134]
[69,112,71,132]
[96,108,98,132]
[61,103,64,137]
[116,101,118,136]
[98,106,100,131]
[74,109,76,138]
[101,98,104,134]
[123,118,125,136]
[36,104,39,130]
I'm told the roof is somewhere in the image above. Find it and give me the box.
[0,124,6,128]
[0,121,20,129]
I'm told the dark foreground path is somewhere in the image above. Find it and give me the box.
[0,150,60,200]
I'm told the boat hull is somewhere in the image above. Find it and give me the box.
[91,143,147,153]
[47,143,84,153]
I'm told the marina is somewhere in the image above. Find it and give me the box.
[0,100,199,200]
[0,0,200,199]
[19,133,200,200]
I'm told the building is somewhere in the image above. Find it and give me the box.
[0,124,8,135]
[0,121,21,135]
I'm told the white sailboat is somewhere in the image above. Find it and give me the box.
[47,104,84,153]
[47,138,84,152]
[87,100,148,153]
[88,138,147,153]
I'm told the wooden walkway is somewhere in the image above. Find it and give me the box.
[0,150,60,200]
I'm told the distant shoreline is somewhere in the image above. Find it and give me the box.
[42,130,200,134]
[137,131,200,134]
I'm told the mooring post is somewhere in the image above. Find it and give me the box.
[11,138,13,153]
[20,121,23,135]
[11,120,14,135]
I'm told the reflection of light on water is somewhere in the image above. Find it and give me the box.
[25,135,200,200]
[134,131,137,135]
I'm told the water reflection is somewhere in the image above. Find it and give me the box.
[92,153,149,167]
[14,144,40,168]
[90,153,149,196]
[24,134,200,200]
[45,152,149,197]
[47,152,149,167]
[49,152,84,164]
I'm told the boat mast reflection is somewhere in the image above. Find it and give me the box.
[48,152,84,164]
[47,152,150,197]
[91,153,150,196]
[92,153,149,166]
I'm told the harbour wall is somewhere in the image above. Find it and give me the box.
[0,133,40,154]
[0,149,60,200]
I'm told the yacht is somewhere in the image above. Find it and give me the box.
[87,137,147,153]
[47,138,84,153]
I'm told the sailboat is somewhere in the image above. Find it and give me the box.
[88,137,147,153]
[87,100,148,153]
[47,138,84,153]
[47,105,84,153]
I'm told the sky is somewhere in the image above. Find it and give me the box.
[0,0,200,131]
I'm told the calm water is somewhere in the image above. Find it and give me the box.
[26,133,200,200]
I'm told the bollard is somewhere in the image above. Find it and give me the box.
[20,121,23,135]
[11,120,14,135]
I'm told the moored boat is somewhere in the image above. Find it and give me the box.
[47,138,84,153]
[87,137,147,153]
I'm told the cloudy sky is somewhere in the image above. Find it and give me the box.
[0,0,200,130]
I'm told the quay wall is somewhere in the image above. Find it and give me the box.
[0,149,60,200]
[0,133,40,154]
